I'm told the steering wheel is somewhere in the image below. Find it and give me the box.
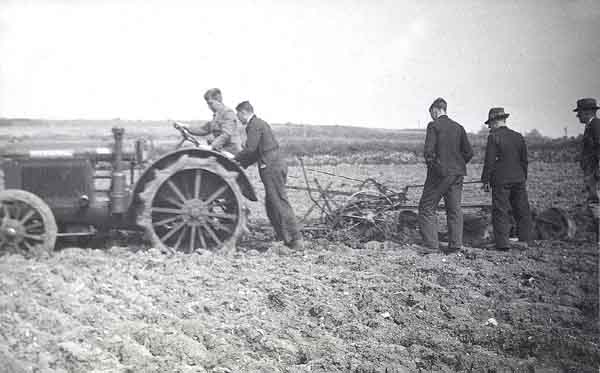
[171,122,236,160]
[173,122,201,148]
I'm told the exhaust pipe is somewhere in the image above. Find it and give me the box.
[110,127,128,214]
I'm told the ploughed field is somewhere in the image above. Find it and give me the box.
[1,160,598,372]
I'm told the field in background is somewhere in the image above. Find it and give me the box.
[0,118,580,165]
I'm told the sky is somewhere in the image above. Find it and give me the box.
[0,0,599,137]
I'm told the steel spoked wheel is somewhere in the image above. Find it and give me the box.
[0,189,57,257]
[139,156,245,253]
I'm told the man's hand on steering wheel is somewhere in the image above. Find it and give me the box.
[173,121,200,147]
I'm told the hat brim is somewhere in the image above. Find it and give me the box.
[485,113,509,124]
[573,106,600,112]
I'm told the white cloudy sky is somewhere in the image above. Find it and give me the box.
[0,0,599,137]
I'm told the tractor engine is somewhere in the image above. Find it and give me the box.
[1,128,142,233]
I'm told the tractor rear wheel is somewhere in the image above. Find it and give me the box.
[138,155,246,253]
[0,189,57,257]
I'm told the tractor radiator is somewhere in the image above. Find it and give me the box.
[3,158,94,207]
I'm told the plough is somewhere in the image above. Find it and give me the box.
[286,158,576,245]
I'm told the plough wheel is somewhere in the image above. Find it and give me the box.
[0,189,57,257]
[330,190,395,242]
[138,155,246,253]
[462,213,493,245]
[535,207,576,240]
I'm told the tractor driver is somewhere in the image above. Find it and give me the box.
[184,88,242,155]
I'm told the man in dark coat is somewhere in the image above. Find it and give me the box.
[418,97,473,253]
[481,107,532,250]
[234,101,303,250]
[574,98,600,203]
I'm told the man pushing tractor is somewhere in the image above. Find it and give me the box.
[234,101,303,250]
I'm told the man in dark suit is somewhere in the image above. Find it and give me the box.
[234,101,303,250]
[574,98,600,203]
[418,98,473,253]
[481,107,532,250]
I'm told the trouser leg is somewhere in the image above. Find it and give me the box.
[510,182,532,243]
[492,184,511,248]
[418,172,444,249]
[444,176,464,248]
[261,168,284,241]
[584,174,599,203]
[418,172,459,249]
[260,165,300,244]
[583,173,600,242]
[264,193,283,241]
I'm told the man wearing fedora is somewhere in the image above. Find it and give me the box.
[481,107,532,250]
[574,98,600,204]
[418,97,473,254]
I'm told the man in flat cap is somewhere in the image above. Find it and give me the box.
[234,101,303,250]
[574,98,600,204]
[481,108,532,251]
[186,88,242,154]
[418,97,473,254]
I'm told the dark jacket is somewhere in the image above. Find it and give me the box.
[581,117,600,178]
[481,126,528,185]
[424,115,473,177]
[234,116,281,169]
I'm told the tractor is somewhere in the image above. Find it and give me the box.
[0,124,258,256]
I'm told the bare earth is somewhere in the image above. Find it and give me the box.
[0,162,598,372]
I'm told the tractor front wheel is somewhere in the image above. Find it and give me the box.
[0,189,57,257]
